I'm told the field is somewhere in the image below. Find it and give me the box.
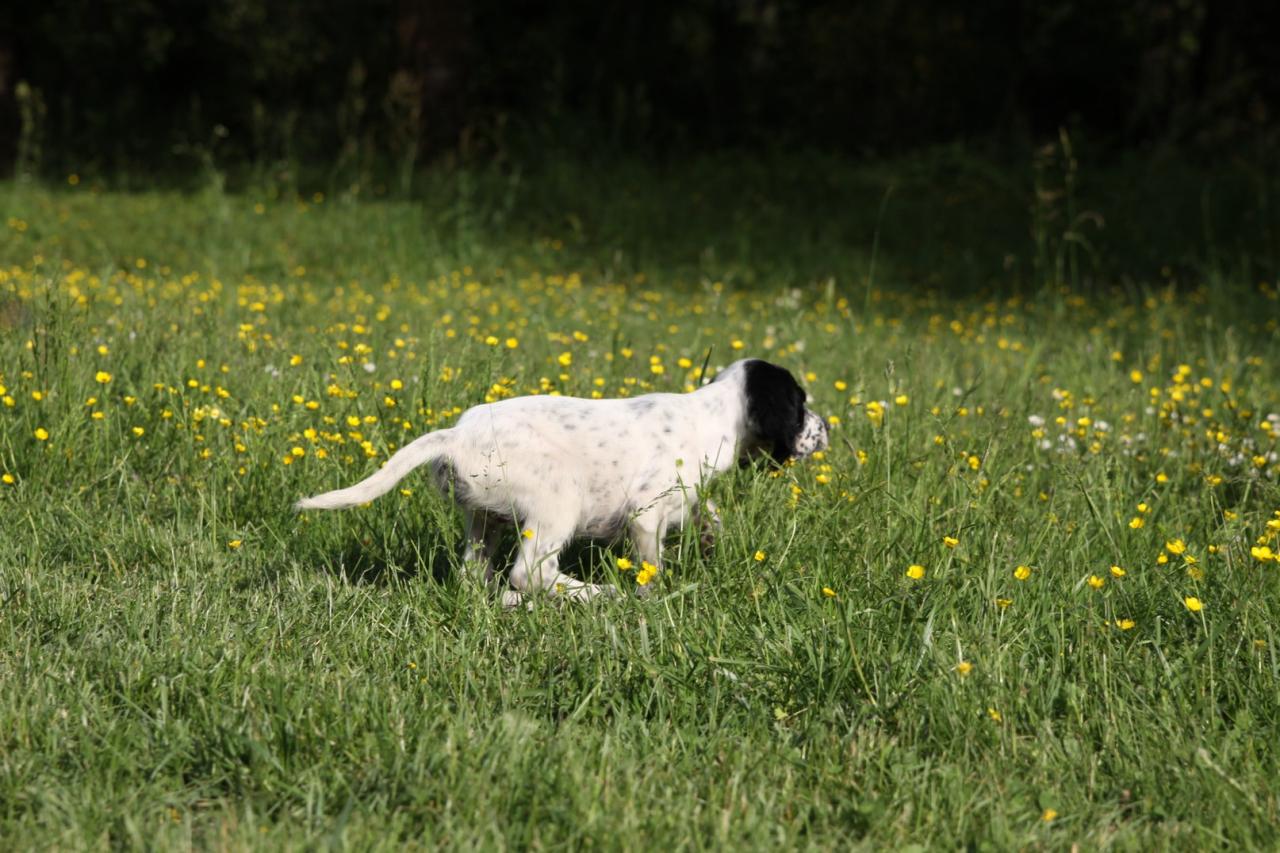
[2,152,1279,849]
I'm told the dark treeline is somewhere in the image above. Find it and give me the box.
[0,0,1274,176]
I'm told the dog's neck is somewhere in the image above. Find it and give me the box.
[688,378,750,478]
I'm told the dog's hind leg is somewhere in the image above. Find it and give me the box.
[506,521,615,604]
[460,509,503,582]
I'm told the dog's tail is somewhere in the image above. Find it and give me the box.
[293,429,454,511]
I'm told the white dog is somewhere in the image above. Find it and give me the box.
[296,358,828,604]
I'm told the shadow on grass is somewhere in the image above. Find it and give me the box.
[299,527,627,590]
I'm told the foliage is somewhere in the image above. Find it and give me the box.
[4,0,1278,174]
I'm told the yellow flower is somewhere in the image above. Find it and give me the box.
[753,550,766,562]
[228,539,243,549]
[34,427,49,441]
[1251,546,1276,563]
[954,661,973,676]
[1183,596,1203,612]
[1,473,14,485]
[1110,565,1126,578]
[1115,618,1136,630]
[505,337,519,349]
[521,528,534,539]
[822,587,836,598]
[1129,369,1144,383]
[95,370,112,384]
[987,707,1002,722]
[894,394,910,406]
[132,426,145,437]
[557,351,572,367]
[865,400,885,425]
[1087,575,1105,589]
[616,557,633,571]
[1128,517,1144,529]
[1014,565,1032,581]
[484,335,499,346]
[1156,472,1169,483]
[636,561,659,586]
[1042,809,1058,822]
[1136,502,1149,514]
[943,536,959,549]
[1165,539,1186,555]
[995,598,1012,609]
[906,564,925,580]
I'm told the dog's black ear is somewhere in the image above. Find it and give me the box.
[743,360,807,462]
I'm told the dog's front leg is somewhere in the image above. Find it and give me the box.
[628,511,668,597]
[693,498,722,557]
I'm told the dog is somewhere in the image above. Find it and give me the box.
[295,358,828,605]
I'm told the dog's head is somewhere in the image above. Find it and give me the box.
[720,359,829,463]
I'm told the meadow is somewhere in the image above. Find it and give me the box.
[1,150,1279,849]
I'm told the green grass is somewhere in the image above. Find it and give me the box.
[1,154,1279,849]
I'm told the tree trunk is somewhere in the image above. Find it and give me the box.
[395,0,468,157]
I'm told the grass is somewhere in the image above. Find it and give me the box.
[1,151,1279,849]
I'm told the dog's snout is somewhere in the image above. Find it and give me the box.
[794,409,829,456]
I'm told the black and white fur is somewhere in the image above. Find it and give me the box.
[295,358,828,605]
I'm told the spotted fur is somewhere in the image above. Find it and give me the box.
[295,358,828,605]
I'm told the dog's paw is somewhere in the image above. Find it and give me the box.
[551,581,616,602]
[501,589,534,611]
